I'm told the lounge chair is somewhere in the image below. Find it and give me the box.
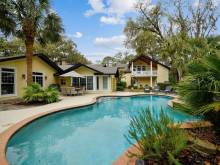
[144,85,150,93]
[154,85,160,93]
[164,86,172,93]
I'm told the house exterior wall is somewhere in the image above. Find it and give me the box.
[0,56,57,100]
[122,73,131,87]
[74,66,96,75]
[68,66,116,92]
[133,77,157,87]
[156,64,169,83]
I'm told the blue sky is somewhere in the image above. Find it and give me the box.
[51,0,220,63]
[51,0,136,63]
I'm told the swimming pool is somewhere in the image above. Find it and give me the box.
[6,95,198,165]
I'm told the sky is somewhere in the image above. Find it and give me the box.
[51,0,147,63]
[51,0,220,63]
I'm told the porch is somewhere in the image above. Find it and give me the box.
[58,73,114,93]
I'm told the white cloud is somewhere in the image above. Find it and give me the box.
[85,0,152,25]
[94,35,126,48]
[85,0,105,16]
[100,16,124,24]
[73,32,83,38]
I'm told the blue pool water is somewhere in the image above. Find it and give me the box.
[6,95,199,165]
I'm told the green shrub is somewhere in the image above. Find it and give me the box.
[157,82,170,90]
[139,84,143,89]
[133,86,138,89]
[117,81,127,91]
[125,108,188,164]
[116,85,124,91]
[23,83,59,104]
[23,83,44,103]
[44,86,59,103]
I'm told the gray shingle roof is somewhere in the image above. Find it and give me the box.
[87,64,118,74]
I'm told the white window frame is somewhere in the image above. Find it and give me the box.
[86,76,94,91]
[0,67,17,97]
[32,72,44,87]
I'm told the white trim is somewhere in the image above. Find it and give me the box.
[93,76,97,91]
[0,67,17,97]
[32,72,44,87]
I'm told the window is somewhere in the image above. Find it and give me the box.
[72,77,86,88]
[61,79,66,85]
[137,66,141,71]
[142,66,146,71]
[33,72,43,86]
[72,77,80,87]
[103,76,108,90]
[133,66,136,71]
[1,68,15,95]
[80,78,86,87]
[86,76,93,90]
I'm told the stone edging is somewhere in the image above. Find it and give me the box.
[0,93,175,165]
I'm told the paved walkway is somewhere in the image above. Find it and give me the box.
[0,92,156,133]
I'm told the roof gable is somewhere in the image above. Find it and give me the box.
[0,54,63,73]
[129,55,170,69]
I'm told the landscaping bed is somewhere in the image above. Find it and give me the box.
[186,126,220,146]
[135,126,220,165]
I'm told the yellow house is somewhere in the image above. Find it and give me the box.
[0,54,63,101]
[121,55,170,88]
[59,64,118,92]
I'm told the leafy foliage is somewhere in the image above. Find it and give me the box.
[34,37,90,64]
[23,83,44,103]
[124,0,220,82]
[125,108,188,164]
[23,83,59,104]
[98,52,134,66]
[177,54,220,125]
[44,86,59,103]
[116,81,127,91]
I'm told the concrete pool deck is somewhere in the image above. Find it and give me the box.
[0,92,177,165]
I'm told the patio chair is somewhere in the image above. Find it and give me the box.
[164,86,172,93]
[77,86,86,95]
[144,85,150,93]
[61,87,67,96]
[70,87,77,96]
[154,85,160,93]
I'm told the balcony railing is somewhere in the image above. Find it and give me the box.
[132,70,157,77]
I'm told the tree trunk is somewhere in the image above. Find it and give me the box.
[25,38,34,85]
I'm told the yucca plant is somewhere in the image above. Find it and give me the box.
[125,108,188,164]
[23,83,44,103]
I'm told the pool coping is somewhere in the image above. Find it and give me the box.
[0,93,176,165]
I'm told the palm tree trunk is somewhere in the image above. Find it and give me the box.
[25,38,34,85]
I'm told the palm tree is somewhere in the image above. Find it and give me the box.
[0,0,64,84]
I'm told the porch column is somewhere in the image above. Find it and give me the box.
[93,76,97,91]
[150,61,153,87]
[131,62,133,75]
